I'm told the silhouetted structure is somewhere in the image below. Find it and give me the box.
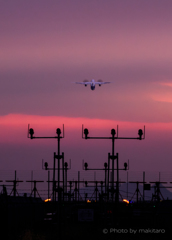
[82,125,145,202]
[2,125,172,239]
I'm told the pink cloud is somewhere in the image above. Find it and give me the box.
[159,82,172,87]
[151,81,172,103]
[0,114,147,129]
[152,94,172,103]
[0,114,172,145]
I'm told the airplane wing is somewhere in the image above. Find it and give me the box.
[75,82,91,84]
[95,82,111,84]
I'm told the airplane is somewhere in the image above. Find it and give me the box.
[75,79,111,90]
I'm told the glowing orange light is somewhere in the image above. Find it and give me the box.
[44,198,51,202]
[123,199,129,204]
[87,199,91,203]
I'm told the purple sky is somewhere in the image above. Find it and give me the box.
[1,0,172,175]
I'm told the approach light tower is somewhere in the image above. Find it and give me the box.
[82,125,145,202]
[27,125,64,201]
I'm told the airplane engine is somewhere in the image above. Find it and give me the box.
[98,79,102,87]
[83,80,88,87]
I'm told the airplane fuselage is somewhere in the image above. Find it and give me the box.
[90,79,95,90]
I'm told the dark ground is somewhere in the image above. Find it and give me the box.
[2,198,171,240]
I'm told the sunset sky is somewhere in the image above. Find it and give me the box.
[1,0,172,176]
